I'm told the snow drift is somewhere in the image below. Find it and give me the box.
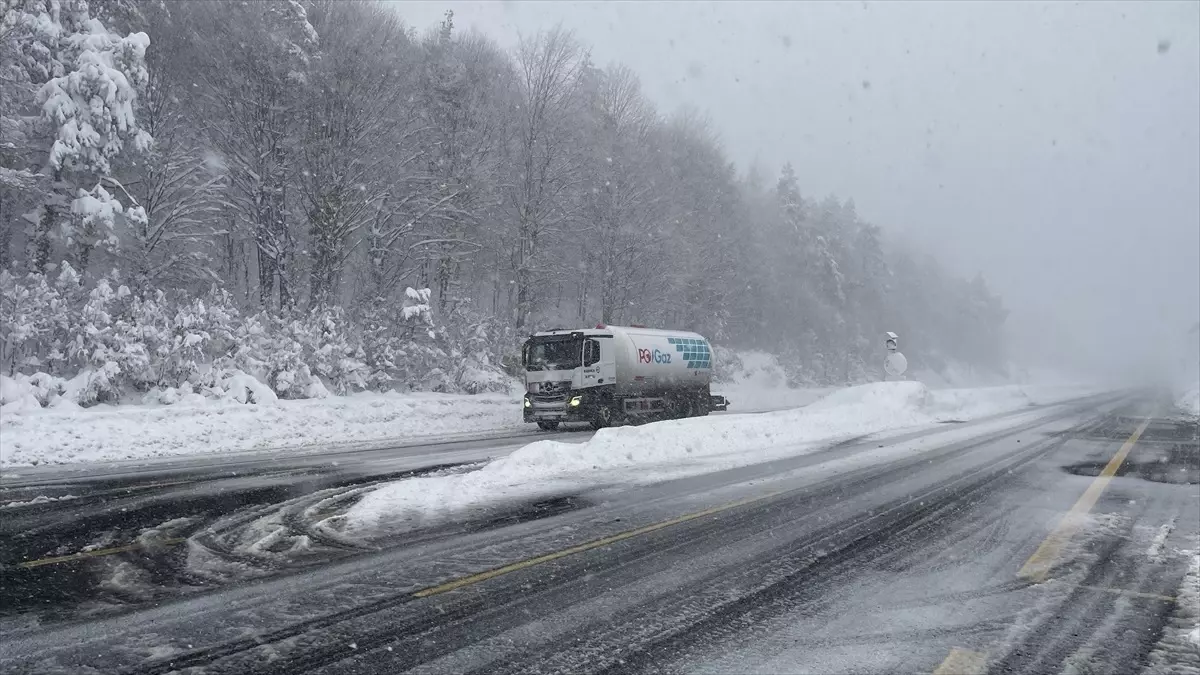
[339,382,1087,536]
[1143,551,1200,673]
[0,390,524,467]
[1175,385,1200,420]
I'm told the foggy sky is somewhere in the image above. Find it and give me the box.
[395,1,1200,381]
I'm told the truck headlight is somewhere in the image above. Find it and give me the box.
[524,398,532,408]
[569,396,582,407]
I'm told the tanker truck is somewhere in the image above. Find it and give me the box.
[522,324,730,430]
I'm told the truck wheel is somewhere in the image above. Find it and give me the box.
[537,421,560,431]
[674,396,698,420]
[590,407,612,430]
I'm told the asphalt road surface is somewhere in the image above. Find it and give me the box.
[1,390,1197,674]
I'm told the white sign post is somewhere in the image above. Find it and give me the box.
[884,331,908,380]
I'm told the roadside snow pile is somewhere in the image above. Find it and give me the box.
[339,382,1086,535]
[0,375,43,413]
[1142,551,1200,674]
[0,494,79,509]
[0,370,290,415]
[0,391,523,467]
[1175,385,1200,420]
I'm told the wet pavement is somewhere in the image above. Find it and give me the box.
[0,391,1195,674]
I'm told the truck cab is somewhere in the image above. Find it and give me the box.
[522,328,616,430]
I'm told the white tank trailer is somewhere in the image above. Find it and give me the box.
[522,324,730,430]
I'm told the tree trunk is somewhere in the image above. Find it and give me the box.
[31,180,61,273]
[258,245,276,307]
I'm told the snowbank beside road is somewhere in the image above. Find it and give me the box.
[0,362,1095,469]
[0,348,860,469]
[1175,385,1200,419]
[340,382,1092,536]
[0,391,525,467]
[1143,551,1200,673]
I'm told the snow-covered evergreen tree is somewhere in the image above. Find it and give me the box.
[8,0,153,274]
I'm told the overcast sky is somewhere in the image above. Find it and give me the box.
[395,1,1199,380]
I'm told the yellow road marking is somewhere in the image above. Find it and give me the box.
[413,492,781,598]
[17,537,187,569]
[1018,417,1151,583]
[933,647,988,675]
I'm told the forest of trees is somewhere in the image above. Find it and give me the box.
[0,0,1008,406]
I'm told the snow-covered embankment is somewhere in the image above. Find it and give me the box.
[0,391,524,467]
[1143,551,1200,673]
[1175,385,1200,420]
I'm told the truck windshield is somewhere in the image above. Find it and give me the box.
[525,338,582,371]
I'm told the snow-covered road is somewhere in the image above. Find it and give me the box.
[1,387,1195,675]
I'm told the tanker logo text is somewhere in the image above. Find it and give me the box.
[637,348,672,364]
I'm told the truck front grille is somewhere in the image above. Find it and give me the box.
[529,392,568,414]
[532,381,570,395]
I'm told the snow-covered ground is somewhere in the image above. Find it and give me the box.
[0,347,1094,469]
[0,391,526,467]
[0,350,827,468]
[0,377,827,469]
[337,382,1095,536]
[1175,384,1200,420]
[1143,550,1200,674]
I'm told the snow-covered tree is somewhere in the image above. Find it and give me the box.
[188,0,316,308]
[110,4,223,292]
[298,0,416,308]
[414,14,513,309]
[504,27,587,332]
[0,267,65,374]
[576,63,664,325]
[4,0,152,275]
